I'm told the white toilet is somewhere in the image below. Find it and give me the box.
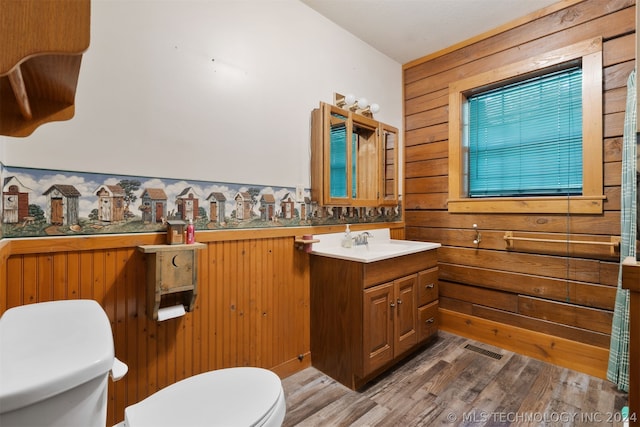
[0,300,286,427]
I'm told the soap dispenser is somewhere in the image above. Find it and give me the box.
[341,224,353,248]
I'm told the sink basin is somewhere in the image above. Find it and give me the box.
[310,228,440,263]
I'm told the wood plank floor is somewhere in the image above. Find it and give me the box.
[282,332,628,426]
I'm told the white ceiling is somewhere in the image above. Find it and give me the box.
[299,0,560,64]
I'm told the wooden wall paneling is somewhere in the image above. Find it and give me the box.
[124,248,140,409]
[471,305,611,348]
[3,226,333,424]
[403,0,628,84]
[405,211,620,236]
[439,296,473,315]
[439,263,616,310]
[405,2,634,98]
[439,308,610,379]
[389,227,405,240]
[405,123,448,146]
[5,256,22,308]
[404,176,447,192]
[414,226,619,260]
[52,252,66,300]
[606,112,626,139]
[111,248,127,421]
[605,86,628,114]
[402,0,633,378]
[605,186,622,211]
[437,247,614,285]
[405,194,448,211]
[405,160,445,180]
[604,33,636,67]
[439,281,518,312]
[405,88,448,116]
[606,61,636,94]
[36,253,52,302]
[605,161,623,187]
[517,296,613,335]
[604,136,623,163]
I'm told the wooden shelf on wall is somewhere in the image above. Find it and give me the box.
[0,0,90,137]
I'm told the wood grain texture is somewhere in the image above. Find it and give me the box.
[282,331,628,426]
[1,0,90,136]
[1,231,313,426]
[402,0,628,349]
[403,0,631,376]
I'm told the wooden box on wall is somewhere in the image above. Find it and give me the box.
[166,220,186,245]
[138,243,205,320]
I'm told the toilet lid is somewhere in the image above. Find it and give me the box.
[0,300,114,413]
[125,367,283,427]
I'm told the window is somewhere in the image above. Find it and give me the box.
[448,37,604,214]
[467,66,583,197]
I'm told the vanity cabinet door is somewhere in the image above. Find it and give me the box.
[418,301,439,342]
[363,282,394,375]
[352,114,380,206]
[379,123,399,206]
[417,268,438,306]
[394,274,418,356]
[323,105,351,204]
[362,274,418,376]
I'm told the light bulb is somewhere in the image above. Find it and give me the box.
[357,97,369,109]
[344,93,356,105]
[369,103,380,114]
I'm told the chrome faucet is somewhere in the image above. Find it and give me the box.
[354,232,373,246]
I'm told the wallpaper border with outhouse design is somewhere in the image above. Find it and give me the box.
[1,165,401,238]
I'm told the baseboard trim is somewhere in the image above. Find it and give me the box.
[439,308,609,380]
[272,352,312,379]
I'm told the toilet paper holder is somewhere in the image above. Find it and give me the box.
[138,243,206,321]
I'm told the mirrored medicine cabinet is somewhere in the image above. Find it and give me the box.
[310,102,398,207]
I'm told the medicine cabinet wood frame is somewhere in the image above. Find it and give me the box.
[311,102,399,208]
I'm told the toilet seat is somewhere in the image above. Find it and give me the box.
[124,367,285,427]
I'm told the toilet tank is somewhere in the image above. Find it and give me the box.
[0,300,115,427]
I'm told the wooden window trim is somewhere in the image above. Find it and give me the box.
[447,37,604,214]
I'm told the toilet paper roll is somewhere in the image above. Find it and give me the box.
[157,304,186,321]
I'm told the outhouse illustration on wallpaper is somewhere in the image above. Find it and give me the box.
[2,176,31,225]
[206,192,226,224]
[43,184,81,226]
[1,166,401,238]
[235,191,252,221]
[140,188,168,224]
[176,187,199,221]
[95,184,125,223]
[260,194,276,221]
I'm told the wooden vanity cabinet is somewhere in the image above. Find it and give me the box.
[310,249,439,390]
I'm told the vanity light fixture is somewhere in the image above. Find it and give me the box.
[333,92,380,118]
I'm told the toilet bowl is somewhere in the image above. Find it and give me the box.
[122,367,286,427]
[0,300,286,427]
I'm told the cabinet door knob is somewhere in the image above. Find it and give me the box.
[390,302,395,308]
[396,298,402,305]
[425,283,435,289]
[425,317,435,324]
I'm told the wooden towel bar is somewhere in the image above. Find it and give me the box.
[504,232,620,256]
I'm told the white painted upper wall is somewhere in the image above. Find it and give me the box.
[1,0,402,188]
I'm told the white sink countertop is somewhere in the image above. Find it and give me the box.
[310,228,440,263]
